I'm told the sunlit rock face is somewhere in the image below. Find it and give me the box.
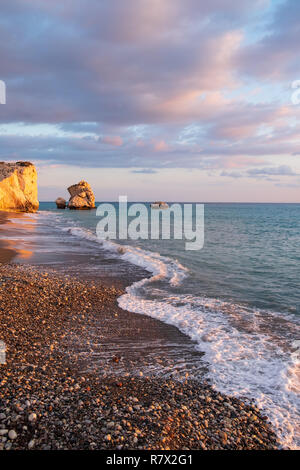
[0,161,39,213]
[67,180,95,209]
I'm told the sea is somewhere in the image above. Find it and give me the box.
[7,202,300,449]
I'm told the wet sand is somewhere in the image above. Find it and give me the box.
[0,211,34,263]
[0,213,19,263]
[0,210,206,377]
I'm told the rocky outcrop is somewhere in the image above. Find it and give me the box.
[55,197,66,209]
[151,201,169,209]
[0,161,39,213]
[67,180,95,210]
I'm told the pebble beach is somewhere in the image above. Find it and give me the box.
[0,264,280,450]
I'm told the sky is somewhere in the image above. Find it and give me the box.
[0,0,299,202]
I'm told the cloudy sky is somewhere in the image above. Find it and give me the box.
[0,0,299,201]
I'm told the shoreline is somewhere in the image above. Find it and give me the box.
[0,263,280,450]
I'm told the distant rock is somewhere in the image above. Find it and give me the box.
[67,181,95,210]
[150,201,169,209]
[55,197,66,209]
[0,161,39,212]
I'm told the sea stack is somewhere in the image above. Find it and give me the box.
[150,201,169,209]
[0,161,39,213]
[67,180,95,210]
[55,197,66,209]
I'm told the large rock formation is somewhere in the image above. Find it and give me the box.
[67,180,95,210]
[55,197,66,209]
[0,161,39,213]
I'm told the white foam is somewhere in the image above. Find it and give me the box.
[62,225,188,287]
[118,288,300,449]
[45,213,300,449]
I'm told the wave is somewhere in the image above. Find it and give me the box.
[60,225,188,286]
[48,215,299,449]
[119,289,300,449]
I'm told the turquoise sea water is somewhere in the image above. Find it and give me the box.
[21,202,300,448]
[39,202,300,314]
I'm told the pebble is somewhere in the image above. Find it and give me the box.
[28,439,35,449]
[28,413,37,422]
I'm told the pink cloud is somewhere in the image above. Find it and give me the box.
[222,156,266,169]
[102,136,123,146]
[153,140,169,151]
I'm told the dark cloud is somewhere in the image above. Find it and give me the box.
[237,0,300,80]
[247,165,297,177]
[221,165,298,180]
[0,0,271,125]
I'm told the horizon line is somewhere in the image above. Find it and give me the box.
[38,200,300,204]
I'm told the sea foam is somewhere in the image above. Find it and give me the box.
[53,217,300,449]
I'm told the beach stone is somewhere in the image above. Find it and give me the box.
[8,430,17,440]
[28,413,37,422]
[28,439,35,449]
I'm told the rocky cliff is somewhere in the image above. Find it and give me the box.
[0,162,39,213]
[67,180,95,209]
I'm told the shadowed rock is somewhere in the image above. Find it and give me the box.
[55,197,66,209]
